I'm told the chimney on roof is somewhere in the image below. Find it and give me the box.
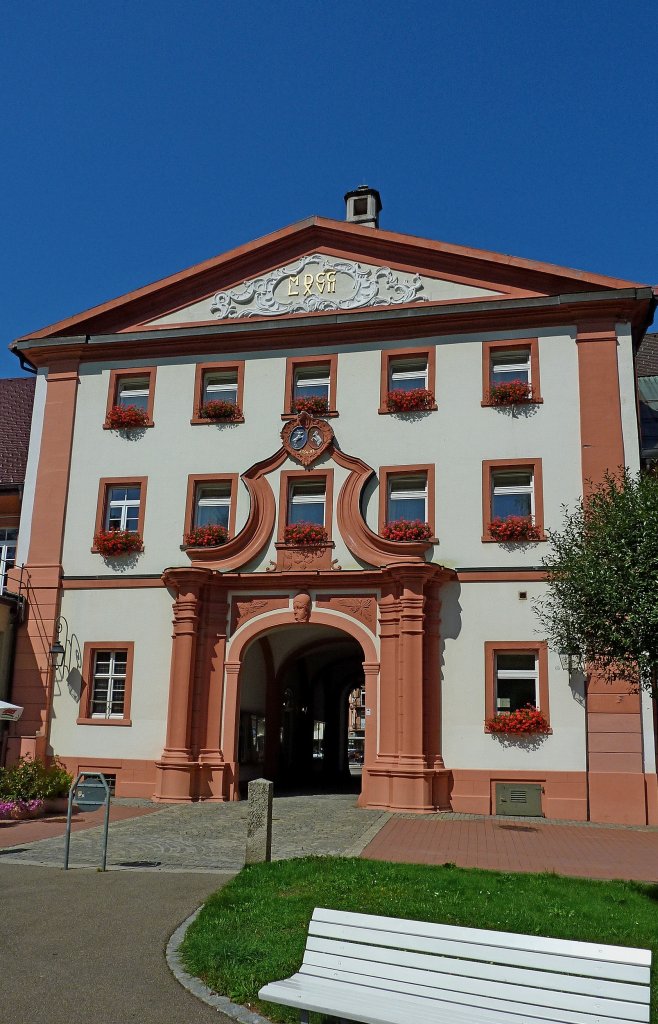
[344,185,382,229]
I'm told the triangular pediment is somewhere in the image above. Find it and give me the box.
[147,252,501,326]
[17,217,645,341]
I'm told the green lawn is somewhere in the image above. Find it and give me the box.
[180,856,658,1023]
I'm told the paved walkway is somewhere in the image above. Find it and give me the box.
[362,814,658,882]
[0,794,387,871]
[0,802,159,848]
[0,863,237,1024]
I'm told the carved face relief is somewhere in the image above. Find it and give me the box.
[292,592,312,623]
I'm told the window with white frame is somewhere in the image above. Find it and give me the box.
[194,482,231,530]
[389,356,428,392]
[491,469,533,521]
[293,365,330,403]
[0,527,17,595]
[495,652,538,712]
[288,479,326,525]
[490,348,531,387]
[105,485,141,532]
[117,377,150,412]
[387,473,428,522]
[202,369,238,406]
[90,649,127,718]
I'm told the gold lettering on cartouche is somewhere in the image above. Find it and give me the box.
[326,270,336,294]
[316,271,326,293]
[288,275,299,296]
[286,270,338,298]
[303,273,314,297]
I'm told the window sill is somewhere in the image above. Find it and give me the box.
[77,717,132,727]
[481,534,546,544]
[103,421,154,430]
[91,545,144,555]
[484,725,552,735]
[378,405,438,415]
[481,398,543,408]
[190,415,245,426]
[281,411,339,420]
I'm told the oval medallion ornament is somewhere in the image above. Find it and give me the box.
[282,412,334,467]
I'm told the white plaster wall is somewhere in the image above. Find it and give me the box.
[15,370,47,566]
[616,322,641,473]
[440,580,586,771]
[62,327,584,577]
[49,588,172,760]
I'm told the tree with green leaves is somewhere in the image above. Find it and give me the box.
[535,469,658,692]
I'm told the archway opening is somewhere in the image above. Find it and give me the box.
[238,624,365,797]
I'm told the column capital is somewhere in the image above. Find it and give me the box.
[162,566,214,595]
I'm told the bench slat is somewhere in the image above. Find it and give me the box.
[260,974,617,1024]
[301,952,650,1023]
[311,908,652,968]
[306,929,650,991]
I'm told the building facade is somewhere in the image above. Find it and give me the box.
[7,190,657,823]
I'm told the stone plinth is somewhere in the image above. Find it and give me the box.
[245,778,273,864]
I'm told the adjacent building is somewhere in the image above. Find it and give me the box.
[6,188,657,823]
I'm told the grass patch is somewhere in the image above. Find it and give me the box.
[180,856,658,1023]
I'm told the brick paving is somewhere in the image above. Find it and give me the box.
[0,802,159,848]
[362,814,658,882]
[0,794,387,871]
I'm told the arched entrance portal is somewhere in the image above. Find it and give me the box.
[238,625,365,795]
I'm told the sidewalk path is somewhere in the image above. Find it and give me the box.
[362,814,658,882]
[0,863,237,1024]
[0,803,159,848]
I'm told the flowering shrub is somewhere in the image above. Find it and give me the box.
[105,404,150,429]
[488,381,534,405]
[0,798,45,819]
[292,396,329,415]
[93,530,143,556]
[0,756,72,801]
[199,400,242,421]
[381,519,433,541]
[486,705,550,734]
[283,522,328,545]
[385,388,435,414]
[185,524,229,547]
[489,516,540,542]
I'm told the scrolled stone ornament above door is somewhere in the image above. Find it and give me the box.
[281,411,334,467]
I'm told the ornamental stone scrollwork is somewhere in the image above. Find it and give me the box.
[281,411,334,467]
[316,595,377,633]
[209,253,427,319]
[230,596,289,635]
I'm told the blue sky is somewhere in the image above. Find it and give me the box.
[1,0,656,378]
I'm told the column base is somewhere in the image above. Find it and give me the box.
[361,762,435,812]
[197,752,229,801]
[153,760,197,802]
[588,771,648,825]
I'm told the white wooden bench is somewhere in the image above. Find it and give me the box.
[259,907,652,1024]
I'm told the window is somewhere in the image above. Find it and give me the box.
[288,479,326,526]
[482,339,541,405]
[105,367,156,426]
[380,347,436,414]
[387,473,428,522]
[495,652,538,712]
[194,482,231,530]
[78,642,134,726]
[283,355,338,417]
[94,477,147,549]
[484,641,549,727]
[482,459,544,540]
[0,527,17,595]
[192,362,245,424]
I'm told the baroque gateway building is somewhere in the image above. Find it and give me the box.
[6,188,658,824]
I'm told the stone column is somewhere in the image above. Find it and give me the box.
[423,579,451,809]
[154,567,212,802]
[222,662,242,800]
[357,661,380,808]
[198,586,229,800]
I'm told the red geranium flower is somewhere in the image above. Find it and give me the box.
[489,516,540,542]
[283,522,328,546]
[199,400,242,421]
[385,388,435,414]
[381,519,433,542]
[105,404,150,429]
[184,524,229,547]
[486,705,550,734]
[293,396,329,416]
[488,381,534,405]
[94,530,143,557]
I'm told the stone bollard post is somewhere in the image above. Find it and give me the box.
[245,778,273,865]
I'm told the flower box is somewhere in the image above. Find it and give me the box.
[199,400,243,421]
[385,388,435,414]
[93,529,143,556]
[488,381,534,405]
[185,524,229,547]
[283,522,328,546]
[489,516,540,542]
[381,519,433,542]
[105,404,150,429]
[292,396,329,416]
[486,705,550,734]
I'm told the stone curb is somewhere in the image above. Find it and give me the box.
[341,811,391,857]
[166,903,273,1024]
